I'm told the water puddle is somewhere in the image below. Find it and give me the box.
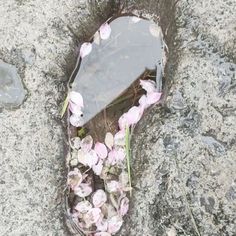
[72,15,164,131]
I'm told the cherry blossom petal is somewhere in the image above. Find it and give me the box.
[81,135,93,152]
[99,23,111,40]
[105,132,114,150]
[75,201,92,214]
[84,208,103,224]
[119,197,129,216]
[80,42,92,58]
[149,24,161,38]
[96,219,108,232]
[94,232,111,236]
[106,181,120,193]
[93,31,100,45]
[107,215,123,234]
[70,114,83,127]
[74,183,93,197]
[126,106,143,125]
[114,130,125,146]
[70,137,81,149]
[92,160,103,176]
[115,148,125,162]
[118,113,129,130]
[140,79,156,93]
[131,16,141,23]
[95,142,108,159]
[107,150,116,165]
[77,149,89,166]
[92,189,107,207]
[69,91,84,107]
[138,94,149,109]
[146,92,162,105]
[69,102,83,115]
[67,168,83,190]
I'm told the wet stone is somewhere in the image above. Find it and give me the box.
[0,60,26,108]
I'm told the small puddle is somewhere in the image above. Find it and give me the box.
[72,15,164,129]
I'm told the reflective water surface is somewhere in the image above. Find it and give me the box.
[72,16,163,125]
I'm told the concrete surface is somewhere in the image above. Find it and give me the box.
[0,0,235,236]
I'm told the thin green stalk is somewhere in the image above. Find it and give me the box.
[61,95,69,118]
[125,126,132,196]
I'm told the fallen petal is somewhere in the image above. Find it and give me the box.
[146,92,162,105]
[96,219,108,232]
[92,160,103,176]
[138,94,149,109]
[81,135,93,152]
[93,31,100,45]
[75,200,92,214]
[99,23,111,40]
[107,215,123,234]
[119,197,129,216]
[126,106,143,125]
[74,183,93,197]
[106,180,120,193]
[70,114,83,127]
[95,142,108,159]
[105,132,114,150]
[69,102,83,115]
[92,189,107,208]
[140,79,156,93]
[69,91,84,107]
[118,113,129,130]
[84,208,103,224]
[80,42,92,58]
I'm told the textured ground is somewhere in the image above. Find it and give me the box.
[0,0,235,236]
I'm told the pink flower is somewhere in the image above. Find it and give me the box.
[105,132,114,150]
[94,233,111,236]
[94,142,108,159]
[92,189,107,207]
[140,79,156,93]
[81,135,93,152]
[67,168,83,190]
[69,113,83,127]
[146,92,162,105]
[118,113,129,130]
[69,91,84,108]
[106,180,120,193]
[99,23,111,40]
[92,160,103,176]
[126,106,143,125]
[75,201,92,214]
[80,42,92,58]
[119,197,129,216]
[84,208,103,224]
[74,183,92,197]
[107,215,123,234]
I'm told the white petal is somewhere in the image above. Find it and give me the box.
[149,24,161,38]
[80,42,92,58]
[70,114,83,127]
[99,23,111,40]
[69,91,84,107]
[105,132,114,150]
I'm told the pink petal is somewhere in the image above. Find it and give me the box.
[119,197,129,216]
[93,31,100,45]
[86,150,99,168]
[84,208,103,224]
[114,130,125,146]
[107,149,117,165]
[94,142,108,159]
[67,168,83,190]
[146,92,162,105]
[81,135,93,152]
[99,23,111,40]
[118,113,129,130]
[78,149,89,166]
[106,180,120,193]
[80,42,92,58]
[96,219,108,232]
[69,91,84,107]
[107,215,123,234]
[92,189,107,208]
[131,16,141,23]
[138,95,149,109]
[75,200,92,214]
[126,106,143,125]
[116,148,125,162]
[94,232,111,236]
[70,114,83,127]
[69,102,83,115]
[140,79,156,93]
[92,160,103,176]
[105,132,114,150]
[74,183,93,197]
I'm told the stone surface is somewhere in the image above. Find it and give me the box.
[0,60,26,108]
[0,0,235,236]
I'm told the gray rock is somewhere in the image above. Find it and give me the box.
[0,60,26,108]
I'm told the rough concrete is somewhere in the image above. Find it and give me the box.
[120,0,236,236]
[0,0,235,236]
